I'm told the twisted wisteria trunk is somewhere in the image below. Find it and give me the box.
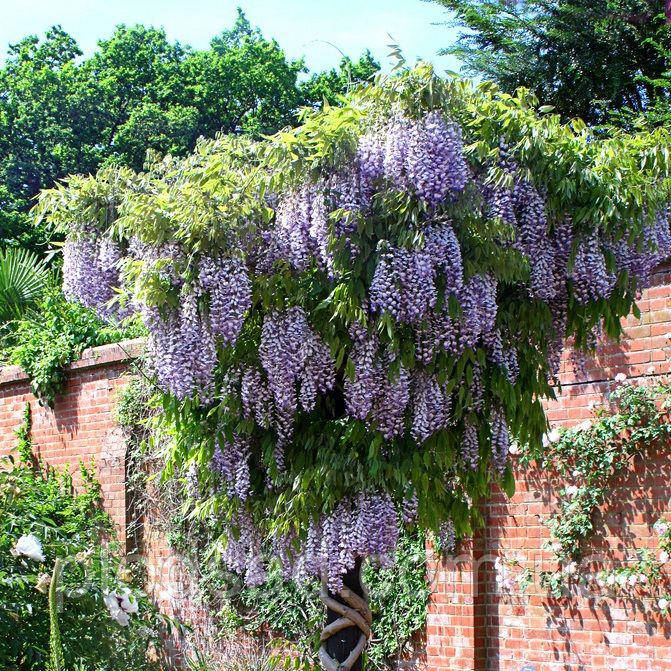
[319,558,371,671]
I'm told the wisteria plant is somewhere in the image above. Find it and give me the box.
[36,64,671,669]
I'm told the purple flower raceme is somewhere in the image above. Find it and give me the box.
[259,307,335,469]
[457,274,498,350]
[410,371,451,443]
[140,283,221,402]
[356,131,385,205]
[275,184,322,271]
[211,433,252,501]
[484,140,517,227]
[63,236,121,318]
[548,299,569,378]
[512,180,557,300]
[405,110,469,206]
[179,290,216,403]
[572,232,615,304]
[608,208,671,289]
[503,345,520,384]
[199,255,252,346]
[438,520,456,555]
[382,114,412,189]
[282,491,400,592]
[220,510,267,587]
[490,407,510,476]
[462,420,479,470]
[370,243,437,324]
[370,352,410,440]
[345,335,410,439]
[415,310,461,365]
[423,223,464,295]
[468,362,484,413]
[482,328,504,366]
[551,219,574,293]
[240,367,273,429]
[344,331,381,421]
[401,491,419,525]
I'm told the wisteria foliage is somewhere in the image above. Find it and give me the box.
[38,66,671,591]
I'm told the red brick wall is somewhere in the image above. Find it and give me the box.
[0,339,146,547]
[427,264,671,671]
[2,267,671,670]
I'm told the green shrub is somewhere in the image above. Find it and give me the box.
[1,284,144,404]
[0,421,163,671]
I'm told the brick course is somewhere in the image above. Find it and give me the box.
[2,267,671,669]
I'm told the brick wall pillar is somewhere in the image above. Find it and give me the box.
[426,539,482,670]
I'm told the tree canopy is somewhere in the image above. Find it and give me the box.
[37,65,671,602]
[431,0,671,125]
[0,11,378,253]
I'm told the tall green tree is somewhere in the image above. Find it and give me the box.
[0,27,100,250]
[431,0,671,124]
[0,11,377,253]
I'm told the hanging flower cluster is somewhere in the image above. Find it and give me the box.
[63,237,121,318]
[218,510,267,587]
[281,491,399,592]
[211,434,251,501]
[258,307,335,468]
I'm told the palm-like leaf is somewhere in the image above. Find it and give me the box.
[0,247,50,323]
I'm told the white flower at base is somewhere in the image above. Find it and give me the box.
[607,574,616,586]
[542,429,561,447]
[614,372,627,383]
[113,608,130,627]
[565,485,579,498]
[118,588,139,615]
[104,588,139,626]
[659,598,669,611]
[661,550,670,564]
[11,535,45,562]
[639,574,648,584]
[616,574,628,587]
[627,574,638,587]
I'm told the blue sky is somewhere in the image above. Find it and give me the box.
[1,0,461,73]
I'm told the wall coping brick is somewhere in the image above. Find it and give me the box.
[0,337,145,387]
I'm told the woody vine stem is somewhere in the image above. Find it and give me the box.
[319,559,372,671]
